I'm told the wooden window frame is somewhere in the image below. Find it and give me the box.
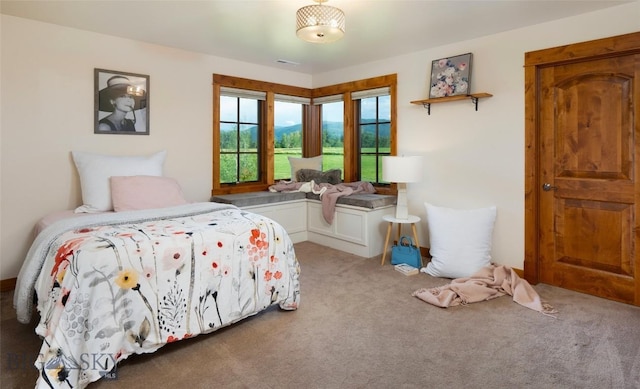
[212,73,397,196]
[354,95,392,184]
[218,95,262,184]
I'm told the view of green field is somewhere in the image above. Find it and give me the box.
[219,93,391,184]
[274,147,343,180]
[220,120,390,183]
[222,145,389,183]
[273,147,389,182]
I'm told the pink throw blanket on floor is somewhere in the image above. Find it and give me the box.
[412,264,557,316]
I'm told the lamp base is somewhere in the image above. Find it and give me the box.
[395,183,409,220]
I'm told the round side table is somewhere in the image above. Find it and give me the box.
[380,214,421,266]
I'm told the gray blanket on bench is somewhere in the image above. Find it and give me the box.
[269,181,376,224]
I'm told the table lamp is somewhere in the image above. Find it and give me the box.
[382,156,423,219]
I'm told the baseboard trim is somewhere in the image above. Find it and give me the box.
[419,246,431,259]
[1,278,17,292]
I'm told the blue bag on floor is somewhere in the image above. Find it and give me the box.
[391,235,422,268]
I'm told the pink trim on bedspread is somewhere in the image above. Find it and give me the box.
[34,210,109,237]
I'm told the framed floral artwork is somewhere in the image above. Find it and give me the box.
[94,68,149,135]
[428,53,472,98]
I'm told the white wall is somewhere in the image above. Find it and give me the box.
[0,15,312,280]
[313,2,639,270]
[1,3,639,280]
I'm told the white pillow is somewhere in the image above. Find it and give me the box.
[288,156,322,181]
[424,202,497,279]
[72,150,166,213]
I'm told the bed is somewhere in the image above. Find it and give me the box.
[14,202,300,388]
[13,151,301,388]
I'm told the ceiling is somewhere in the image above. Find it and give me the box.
[1,0,631,74]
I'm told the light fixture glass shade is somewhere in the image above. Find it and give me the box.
[296,2,345,44]
[382,156,423,220]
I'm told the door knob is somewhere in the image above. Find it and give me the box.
[542,183,558,191]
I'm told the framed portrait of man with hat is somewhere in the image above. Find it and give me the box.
[94,68,149,135]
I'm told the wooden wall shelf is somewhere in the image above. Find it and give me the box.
[410,93,493,115]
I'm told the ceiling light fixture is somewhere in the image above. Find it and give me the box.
[296,0,345,44]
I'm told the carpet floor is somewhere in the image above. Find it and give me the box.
[2,241,640,388]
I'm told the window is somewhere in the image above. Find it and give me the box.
[212,74,396,196]
[219,89,264,184]
[314,96,344,174]
[321,101,344,174]
[274,97,305,180]
[353,88,391,183]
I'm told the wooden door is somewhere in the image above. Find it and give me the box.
[524,32,640,306]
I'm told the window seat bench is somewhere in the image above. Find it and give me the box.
[210,191,396,258]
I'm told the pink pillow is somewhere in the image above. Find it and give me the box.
[110,176,188,212]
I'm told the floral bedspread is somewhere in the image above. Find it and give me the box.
[14,203,300,388]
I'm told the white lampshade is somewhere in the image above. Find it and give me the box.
[296,0,345,44]
[382,156,423,220]
[382,156,423,183]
